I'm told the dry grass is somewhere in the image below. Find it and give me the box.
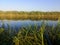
[0,11,60,20]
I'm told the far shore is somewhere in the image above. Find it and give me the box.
[0,11,60,20]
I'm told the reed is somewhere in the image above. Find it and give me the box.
[0,11,60,20]
[0,21,60,45]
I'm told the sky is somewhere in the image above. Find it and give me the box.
[0,0,60,11]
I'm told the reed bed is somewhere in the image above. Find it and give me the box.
[0,11,60,20]
[0,22,60,45]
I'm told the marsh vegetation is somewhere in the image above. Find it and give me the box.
[0,11,60,20]
[0,20,60,45]
[0,11,60,45]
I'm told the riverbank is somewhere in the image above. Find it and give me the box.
[0,11,60,20]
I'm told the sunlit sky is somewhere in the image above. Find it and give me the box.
[0,0,60,11]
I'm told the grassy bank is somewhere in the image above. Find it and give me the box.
[0,22,60,45]
[0,11,60,20]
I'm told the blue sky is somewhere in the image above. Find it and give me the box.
[0,0,60,11]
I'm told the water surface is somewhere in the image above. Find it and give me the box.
[0,20,58,30]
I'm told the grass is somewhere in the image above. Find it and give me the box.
[0,11,60,20]
[0,21,60,45]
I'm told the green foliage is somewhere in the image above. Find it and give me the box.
[0,28,4,34]
[0,22,60,45]
[13,25,42,45]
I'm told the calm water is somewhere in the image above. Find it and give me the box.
[0,20,58,30]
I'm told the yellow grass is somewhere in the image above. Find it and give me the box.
[0,11,60,20]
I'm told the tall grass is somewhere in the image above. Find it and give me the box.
[13,25,43,45]
[0,11,60,20]
[0,21,60,45]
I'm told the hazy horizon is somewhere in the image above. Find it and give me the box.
[0,0,60,11]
